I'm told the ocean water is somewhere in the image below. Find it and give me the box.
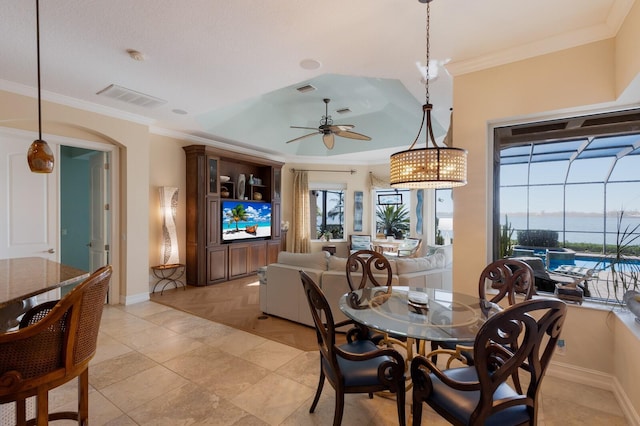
[504,214,640,245]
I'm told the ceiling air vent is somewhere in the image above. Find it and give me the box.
[96,84,167,108]
[336,108,351,114]
[296,84,316,93]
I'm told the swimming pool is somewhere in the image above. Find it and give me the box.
[573,254,640,271]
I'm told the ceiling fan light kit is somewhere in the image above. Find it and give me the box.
[286,98,371,150]
[389,0,467,189]
[27,0,54,173]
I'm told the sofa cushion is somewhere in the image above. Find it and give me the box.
[328,256,348,271]
[277,251,330,270]
[428,244,453,268]
[395,255,445,274]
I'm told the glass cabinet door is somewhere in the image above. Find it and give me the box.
[208,157,219,194]
[273,167,281,200]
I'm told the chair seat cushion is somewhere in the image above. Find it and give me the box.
[323,340,401,387]
[428,367,530,426]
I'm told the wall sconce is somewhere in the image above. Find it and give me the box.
[159,186,179,265]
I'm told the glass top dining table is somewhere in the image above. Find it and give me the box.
[338,286,501,342]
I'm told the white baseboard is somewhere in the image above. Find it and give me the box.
[119,292,150,305]
[548,360,640,425]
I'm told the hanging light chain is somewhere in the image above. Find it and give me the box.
[425,1,430,105]
[36,0,42,140]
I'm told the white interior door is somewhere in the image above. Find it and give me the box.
[0,129,58,260]
[89,151,109,270]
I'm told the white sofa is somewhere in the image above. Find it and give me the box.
[264,246,452,327]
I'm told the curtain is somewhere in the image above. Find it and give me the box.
[369,172,392,189]
[292,170,311,253]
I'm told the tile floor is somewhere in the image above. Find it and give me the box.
[1,301,630,425]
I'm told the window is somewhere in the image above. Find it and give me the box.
[436,189,453,245]
[494,109,640,301]
[374,189,410,239]
[311,188,344,240]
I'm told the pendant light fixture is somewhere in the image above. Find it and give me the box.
[27,0,54,173]
[389,0,466,189]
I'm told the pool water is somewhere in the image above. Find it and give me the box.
[573,255,640,271]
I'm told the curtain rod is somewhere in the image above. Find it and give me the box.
[290,168,356,174]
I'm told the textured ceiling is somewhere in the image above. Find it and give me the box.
[0,0,634,163]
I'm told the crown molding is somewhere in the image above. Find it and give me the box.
[447,0,635,77]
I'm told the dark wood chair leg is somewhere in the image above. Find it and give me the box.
[412,399,423,426]
[333,391,345,426]
[309,370,325,413]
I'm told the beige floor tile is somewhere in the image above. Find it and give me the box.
[119,300,173,317]
[238,339,303,371]
[542,396,628,425]
[100,364,191,412]
[135,333,204,363]
[112,323,180,351]
[181,320,238,340]
[144,308,213,334]
[541,375,625,417]
[99,315,158,339]
[102,414,139,425]
[49,388,125,426]
[276,351,322,389]
[165,346,271,400]
[91,332,134,365]
[90,351,158,390]
[127,382,251,426]
[232,373,315,425]
[208,328,268,356]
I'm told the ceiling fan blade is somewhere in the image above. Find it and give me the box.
[290,126,319,131]
[334,130,371,141]
[286,132,320,144]
[322,133,335,149]
[329,124,355,132]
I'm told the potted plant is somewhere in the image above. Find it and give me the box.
[376,205,410,239]
[595,211,640,309]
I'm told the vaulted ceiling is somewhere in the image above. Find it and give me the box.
[0,0,635,163]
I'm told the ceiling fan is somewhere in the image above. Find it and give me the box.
[286,98,371,149]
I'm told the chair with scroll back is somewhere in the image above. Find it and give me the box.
[0,265,112,426]
[346,249,407,347]
[430,258,535,366]
[300,270,406,426]
[411,298,567,425]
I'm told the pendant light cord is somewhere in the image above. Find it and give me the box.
[407,1,433,151]
[36,0,42,140]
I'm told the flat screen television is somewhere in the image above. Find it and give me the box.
[221,200,271,242]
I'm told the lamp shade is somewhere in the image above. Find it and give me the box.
[390,146,467,189]
[27,139,54,173]
[159,186,179,265]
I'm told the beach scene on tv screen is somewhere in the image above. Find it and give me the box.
[222,200,271,240]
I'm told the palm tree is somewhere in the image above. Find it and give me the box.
[227,204,248,232]
[376,205,410,239]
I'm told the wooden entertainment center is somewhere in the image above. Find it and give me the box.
[183,145,284,285]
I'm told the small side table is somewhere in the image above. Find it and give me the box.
[322,245,337,256]
[151,264,186,295]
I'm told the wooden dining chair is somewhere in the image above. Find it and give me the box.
[412,298,567,425]
[345,249,394,291]
[430,258,535,366]
[0,265,112,426]
[300,270,406,426]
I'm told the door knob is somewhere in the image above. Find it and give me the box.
[47,248,55,254]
